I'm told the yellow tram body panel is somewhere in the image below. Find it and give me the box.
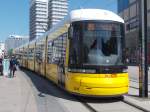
[28,60,34,71]
[22,59,26,67]
[35,62,45,76]
[22,59,28,68]
[46,64,58,84]
[65,72,129,96]
[35,61,39,73]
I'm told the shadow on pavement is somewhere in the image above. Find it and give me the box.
[21,68,124,103]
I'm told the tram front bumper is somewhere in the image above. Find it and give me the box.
[79,76,129,96]
[66,73,129,96]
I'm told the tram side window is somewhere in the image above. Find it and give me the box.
[61,33,67,64]
[69,22,82,67]
[28,48,34,60]
[24,49,28,59]
[35,44,42,63]
[41,43,45,62]
[20,49,23,56]
[47,33,67,64]
[58,33,67,64]
[18,50,22,60]
[47,41,53,63]
[53,39,61,64]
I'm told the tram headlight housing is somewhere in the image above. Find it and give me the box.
[123,69,128,73]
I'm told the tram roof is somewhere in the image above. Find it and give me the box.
[69,9,124,23]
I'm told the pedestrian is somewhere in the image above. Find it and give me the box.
[9,56,17,77]
[0,57,3,76]
[3,57,10,77]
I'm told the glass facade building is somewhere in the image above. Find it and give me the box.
[118,0,150,64]
[30,0,48,41]
[48,0,68,29]
[118,0,129,13]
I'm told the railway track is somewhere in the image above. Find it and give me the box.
[75,96,145,112]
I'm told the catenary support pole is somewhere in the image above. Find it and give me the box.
[139,0,148,97]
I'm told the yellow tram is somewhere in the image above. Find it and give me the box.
[14,9,129,96]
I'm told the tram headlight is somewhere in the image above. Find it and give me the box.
[123,69,128,73]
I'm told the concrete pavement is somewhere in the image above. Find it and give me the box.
[123,66,150,112]
[0,71,38,112]
[124,85,150,112]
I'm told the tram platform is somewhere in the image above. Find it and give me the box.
[0,69,150,112]
[0,70,37,112]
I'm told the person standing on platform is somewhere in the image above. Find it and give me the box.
[3,57,10,77]
[9,56,17,77]
[0,57,3,76]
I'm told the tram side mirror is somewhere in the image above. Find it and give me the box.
[68,25,73,39]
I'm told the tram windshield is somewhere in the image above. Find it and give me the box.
[69,21,124,68]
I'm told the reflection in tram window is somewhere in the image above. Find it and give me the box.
[69,21,123,67]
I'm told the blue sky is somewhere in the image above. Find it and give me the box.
[0,0,117,42]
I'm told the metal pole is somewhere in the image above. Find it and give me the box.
[139,0,148,97]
